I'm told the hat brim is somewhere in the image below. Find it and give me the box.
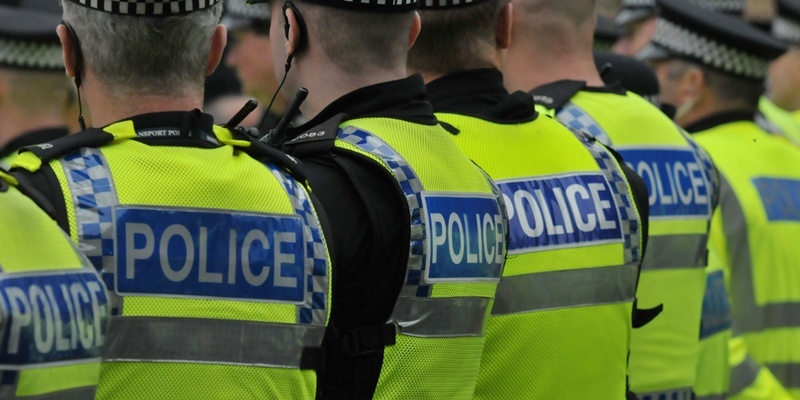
[635,43,674,62]
[615,9,657,27]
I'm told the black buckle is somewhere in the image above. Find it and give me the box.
[340,323,397,356]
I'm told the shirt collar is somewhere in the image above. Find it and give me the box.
[684,110,755,133]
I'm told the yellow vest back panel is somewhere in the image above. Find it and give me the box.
[694,120,800,397]
[438,112,642,399]
[334,118,505,400]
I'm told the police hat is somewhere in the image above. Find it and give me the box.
[62,0,221,16]
[774,0,800,46]
[615,0,657,28]
[595,15,623,52]
[687,0,745,16]
[222,0,270,32]
[417,0,486,9]
[248,0,417,13]
[638,0,786,80]
[0,5,62,70]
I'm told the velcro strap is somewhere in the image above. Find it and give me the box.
[530,80,587,110]
[632,298,663,328]
[340,323,397,356]
[18,129,113,164]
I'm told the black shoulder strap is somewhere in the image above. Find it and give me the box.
[529,80,587,110]
[18,128,113,165]
[282,113,348,159]
[226,126,310,184]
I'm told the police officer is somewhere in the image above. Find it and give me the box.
[10,0,332,398]
[506,1,721,398]
[641,0,800,397]
[250,0,507,398]
[0,167,109,399]
[760,0,800,146]
[0,4,73,166]
[409,1,649,398]
[221,0,288,131]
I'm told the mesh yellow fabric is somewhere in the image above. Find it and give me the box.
[695,122,800,380]
[16,363,100,396]
[97,363,317,400]
[48,124,327,400]
[474,304,631,400]
[374,335,487,400]
[441,113,636,399]
[0,185,83,272]
[340,118,500,399]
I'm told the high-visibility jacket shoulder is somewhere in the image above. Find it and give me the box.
[11,113,332,400]
[437,110,644,399]
[541,86,717,398]
[325,116,507,400]
[758,97,800,147]
[0,169,109,400]
[693,118,800,398]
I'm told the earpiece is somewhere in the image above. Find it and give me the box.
[61,21,84,88]
[282,1,307,69]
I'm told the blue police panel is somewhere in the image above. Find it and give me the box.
[0,271,108,369]
[700,270,732,339]
[616,148,712,219]
[752,177,800,222]
[422,193,505,282]
[498,173,624,254]
[114,207,306,303]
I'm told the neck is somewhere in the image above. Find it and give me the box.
[676,97,751,128]
[294,62,409,119]
[504,35,603,91]
[83,78,204,127]
[0,106,65,149]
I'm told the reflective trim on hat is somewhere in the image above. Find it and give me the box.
[773,16,800,46]
[0,37,63,70]
[687,0,745,15]
[65,0,221,16]
[418,0,486,10]
[615,8,657,27]
[651,18,771,79]
[622,0,656,7]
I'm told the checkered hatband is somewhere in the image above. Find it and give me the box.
[774,16,800,45]
[622,0,655,8]
[65,0,221,16]
[687,0,745,14]
[0,38,63,70]
[652,18,771,79]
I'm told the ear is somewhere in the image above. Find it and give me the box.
[496,2,512,50]
[285,7,301,57]
[683,66,705,100]
[57,24,77,79]
[408,11,421,49]
[206,25,228,76]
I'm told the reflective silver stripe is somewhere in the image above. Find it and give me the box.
[0,385,96,400]
[766,363,800,390]
[491,263,638,316]
[641,234,708,271]
[638,387,693,400]
[729,355,760,395]
[393,297,490,337]
[104,316,325,368]
[719,176,800,333]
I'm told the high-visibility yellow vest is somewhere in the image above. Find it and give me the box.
[758,97,800,147]
[538,86,712,399]
[11,118,332,400]
[0,169,109,400]
[694,119,800,399]
[435,111,643,399]
[321,117,506,399]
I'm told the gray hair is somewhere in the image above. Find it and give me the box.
[62,2,222,99]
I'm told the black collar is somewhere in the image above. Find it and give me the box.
[583,81,627,95]
[293,74,437,134]
[426,68,537,123]
[111,109,221,148]
[0,127,69,159]
[684,110,755,133]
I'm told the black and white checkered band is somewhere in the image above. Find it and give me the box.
[687,0,744,14]
[622,0,655,8]
[419,0,484,9]
[652,18,770,79]
[0,38,63,70]
[226,0,268,19]
[65,0,221,16]
[774,16,800,45]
